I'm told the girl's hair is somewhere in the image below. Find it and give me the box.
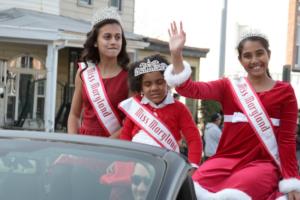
[237,36,272,78]
[79,19,129,77]
[128,54,169,93]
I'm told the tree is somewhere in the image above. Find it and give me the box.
[200,100,222,124]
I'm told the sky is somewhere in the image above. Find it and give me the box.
[134,0,300,105]
[134,0,288,81]
[134,0,223,48]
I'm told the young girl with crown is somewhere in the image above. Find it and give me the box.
[118,54,202,169]
[165,22,300,200]
[68,7,130,138]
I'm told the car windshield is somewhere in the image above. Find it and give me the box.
[0,138,165,200]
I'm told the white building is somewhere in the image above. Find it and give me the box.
[0,0,208,131]
[0,0,146,132]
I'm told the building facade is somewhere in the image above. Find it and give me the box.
[0,0,208,132]
[286,0,300,119]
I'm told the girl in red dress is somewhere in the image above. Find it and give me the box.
[164,22,300,200]
[68,7,129,138]
[119,54,202,168]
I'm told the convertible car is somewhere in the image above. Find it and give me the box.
[0,130,196,200]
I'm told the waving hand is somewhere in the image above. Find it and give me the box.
[168,21,186,55]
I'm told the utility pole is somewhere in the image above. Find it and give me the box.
[219,0,228,77]
[282,65,291,82]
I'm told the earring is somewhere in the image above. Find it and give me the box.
[94,43,97,47]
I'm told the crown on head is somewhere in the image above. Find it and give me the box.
[92,7,122,27]
[134,59,168,77]
[238,28,268,44]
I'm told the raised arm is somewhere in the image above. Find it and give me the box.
[165,21,193,88]
[165,21,225,102]
[168,21,186,74]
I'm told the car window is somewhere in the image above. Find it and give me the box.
[0,139,165,200]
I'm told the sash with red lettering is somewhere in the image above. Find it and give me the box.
[118,97,180,153]
[228,77,281,168]
[79,62,121,135]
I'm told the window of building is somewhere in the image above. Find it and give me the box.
[78,0,93,7]
[66,49,81,104]
[5,55,46,129]
[294,25,300,71]
[110,0,122,11]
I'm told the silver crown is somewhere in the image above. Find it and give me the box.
[92,7,122,27]
[134,59,168,77]
[238,28,268,44]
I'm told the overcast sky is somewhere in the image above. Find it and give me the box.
[134,0,288,81]
[134,0,223,48]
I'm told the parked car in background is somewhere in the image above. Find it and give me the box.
[0,130,196,200]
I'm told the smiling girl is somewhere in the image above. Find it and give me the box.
[119,54,202,169]
[165,22,300,200]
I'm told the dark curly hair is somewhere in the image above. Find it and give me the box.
[79,19,129,76]
[128,54,169,93]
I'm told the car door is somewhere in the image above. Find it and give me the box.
[176,175,197,200]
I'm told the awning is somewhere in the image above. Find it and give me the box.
[0,8,149,48]
[0,8,149,132]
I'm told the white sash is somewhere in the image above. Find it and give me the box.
[228,77,281,168]
[118,97,180,153]
[79,62,121,135]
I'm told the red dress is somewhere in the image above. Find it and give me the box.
[176,78,298,200]
[79,69,128,137]
[120,95,202,166]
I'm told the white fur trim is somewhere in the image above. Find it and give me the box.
[213,189,251,200]
[164,60,192,87]
[193,182,252,200]
[279,178,300,193]
[193,182,212,199]
[276,195,288,200]
[191,163,199,168]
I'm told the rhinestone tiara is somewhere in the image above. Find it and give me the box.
[134,59,168,77]
[238,28,268,44]
[91,7,122,27]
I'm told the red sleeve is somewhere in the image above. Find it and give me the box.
[176,78,226,102]
[119,117,134,141]
[178,102,203,166]
[277,84,299,178]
